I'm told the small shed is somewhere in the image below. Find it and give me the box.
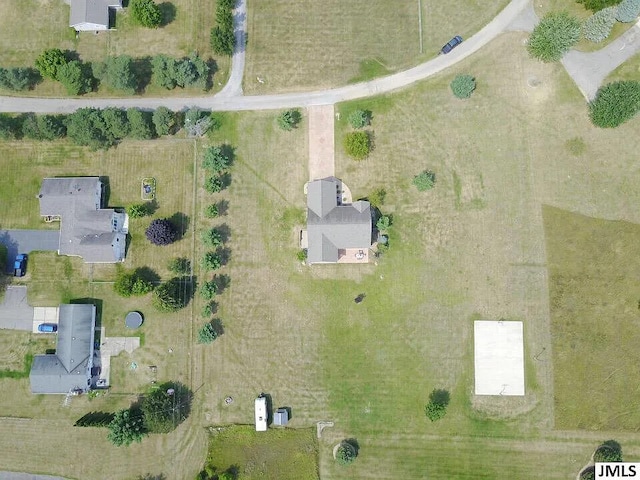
[273,408,289,426]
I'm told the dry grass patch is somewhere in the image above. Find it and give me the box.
[244,0,508,93]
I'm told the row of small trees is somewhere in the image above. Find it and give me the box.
[210,0,236,56]
[0,107,220,148]
[343,109,373,160]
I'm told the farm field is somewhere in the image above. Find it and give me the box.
[244,0,509,94]
[0,0,229,97]
[545,206,640,431]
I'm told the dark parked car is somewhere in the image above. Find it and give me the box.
[440,35,463,54]
[38,323,57,333]
[13,253,27,277]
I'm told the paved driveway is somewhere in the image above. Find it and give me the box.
[0,230,60,272]
[0,286,34,331]
[0,473,69,480]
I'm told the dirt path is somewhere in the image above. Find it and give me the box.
[307,105,335,181]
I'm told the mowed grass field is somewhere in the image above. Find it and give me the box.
[0,0,229,96]
[244,0,509,94]
[545,207,640,431]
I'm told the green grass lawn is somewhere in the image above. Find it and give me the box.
[202,426,319,480]
[605,51,640,82]
[0,0,229,97]
[545,206,640,430]
[244,0,509,94]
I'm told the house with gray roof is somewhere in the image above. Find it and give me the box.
[305,177,372,264]
[30,304,96,394]
[67,0,122,31]
[38,177,128,263]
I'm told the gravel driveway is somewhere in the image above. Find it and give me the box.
[0,230,60,273]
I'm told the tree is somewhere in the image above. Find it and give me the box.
[35,48,67,80]
[527,12,581,62]
[145,218,177,245]
[130,0,163,28]
[202,145,232,172]
[199,279,218,300]
[577,0,623,12]
[616,0,640,21]
[174,53,209,89]
[151,54,177,89]
[580,466,595,480]
[201,251,222,270]
[198,322,219,343]
[335,441,358,466]
[114,270,153,297]
[152,106,175,135]
[583,7,617,42]
[594,440,623,462]
[153,277,188,311]
[205,175,224,193]
[201,301,217,317]
[127,203,150,218]
[0,67,40,91]
[589,81,640,127]
[57,60,92,95]
[343,131,370,160]
[201,228,223,247]
[425,388,450,421]
[0,114,18,140]
[450,74,477,99]
[66,108,114,149]
[100,56,137,94]
[22,114,66,140]
[205,204,219,218]
[367,188,386,209]
[413,170,436,191]
[376,215,391,231]
[127,108,154,139]
[184,107,212,137]
[168,257,190,275]
[277,109,302,131]
[141,382,192,433]
[107,409,147,447]
[101,107,130,139]
[348,109,371,129]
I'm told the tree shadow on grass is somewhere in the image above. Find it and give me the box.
[158,2,177,27]
[169,212,190,240]
[214,223,231,243]
[132,56,152,94]
[213,274,230,294]
[135,266,161,284]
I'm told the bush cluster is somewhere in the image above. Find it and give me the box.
[348,109,372,129]
[589,80,640,127]
[424,389,450,422]
[344,131,370,160]
[450,74,476,99]
[153,277,190,312]
[277,109,302,131]
[210,0,236,55]
[583,7,617,42]
[577,0,623,12]
[616,0,640,21]
[114,269,154,297]
[335,441,358,466]
[527,12,581,62]
[35,49,92,95]
[130,0,163,28]
[0,67,40,91]
[413,170,436,191]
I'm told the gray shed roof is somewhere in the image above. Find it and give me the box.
[39,177,127,263]
[306,178,372,264]
[30,304,96,394]
[69,0,122,29]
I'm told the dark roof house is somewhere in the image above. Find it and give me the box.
[306,177,372,264]
[38,177,127,263]
[68,0,122,31]
[30,304,96,394]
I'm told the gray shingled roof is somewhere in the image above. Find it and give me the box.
[39,177,126,263]
[30,304,96,394]
[306,178,372,263]
[68,0,122,29]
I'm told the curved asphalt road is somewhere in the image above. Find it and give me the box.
[0,0,530,113]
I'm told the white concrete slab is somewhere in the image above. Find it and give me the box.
[474,320,525,396]
[32,307,59,333]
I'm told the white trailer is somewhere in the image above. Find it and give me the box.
[255,396,268,431]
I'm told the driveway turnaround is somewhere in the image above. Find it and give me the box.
[0,230,60,272]
[0,286,34,331]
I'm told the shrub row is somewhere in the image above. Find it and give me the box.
[210,0,236,55]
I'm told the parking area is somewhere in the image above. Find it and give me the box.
[0,286,34,331]
[0,229,60,273]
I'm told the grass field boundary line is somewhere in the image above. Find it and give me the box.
[418,0,424,54]
[189,138,198,393]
